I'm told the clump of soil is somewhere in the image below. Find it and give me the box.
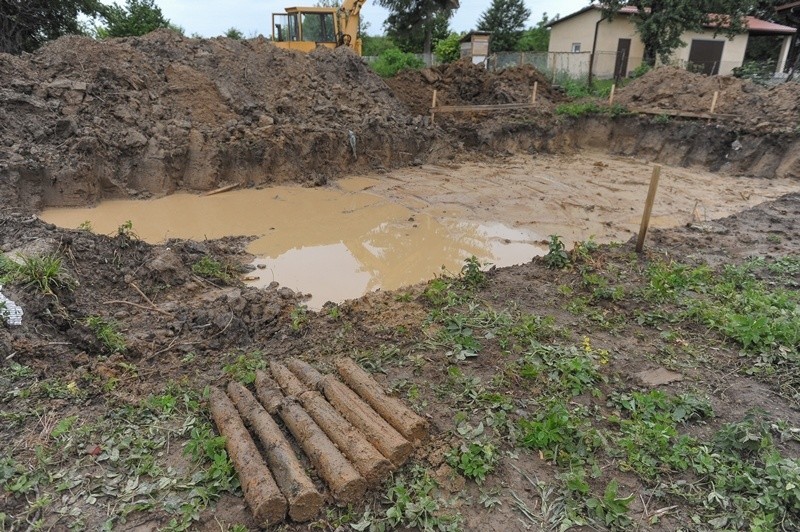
[386,59,560,116]
[615,66,800,131]
[0,30,435,213]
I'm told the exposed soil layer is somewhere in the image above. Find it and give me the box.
[386,59,562,116]
[615,66,800,132]
[0,30,434,212]
[2,36,800,215]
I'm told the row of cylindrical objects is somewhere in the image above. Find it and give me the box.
[208,357,428,526]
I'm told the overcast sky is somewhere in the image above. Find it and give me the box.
[153,0,591,38]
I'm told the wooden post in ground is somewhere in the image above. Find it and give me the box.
[608,84,616,105]
[635,165,662,253]
[430,89,438,124]
[531,81,538,104]
[710,90,719,114]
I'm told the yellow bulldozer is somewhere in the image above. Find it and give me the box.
[271,0,366,55]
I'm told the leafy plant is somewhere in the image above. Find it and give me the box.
[222,352,266,384]
[446,441,498,483]
[84,315,127,353]
[586,479,634,528]
[460,256,487,290]
[384,466,460,531]
[116,220,139,248]
[192,256,233,283]
[77,220,93,232]
[290,304,308,333]
[544,235,569,269]
[518,402,601,466]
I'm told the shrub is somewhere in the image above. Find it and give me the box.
[434,33,461,64]
[371,48,424,78]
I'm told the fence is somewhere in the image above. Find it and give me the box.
[487,51,645,83]
[363,49,785,83]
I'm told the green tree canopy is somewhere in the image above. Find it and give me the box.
[379,0,457,55]
[477,0,531,52]
[515,12,556,52]
[96,0,173,38]
[604,0,758,65]
[0,0,104,54]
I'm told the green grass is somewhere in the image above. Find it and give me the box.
[0,385,239,531]
[84,315,127,353]
[8,254,74,294]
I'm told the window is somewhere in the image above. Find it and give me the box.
[300,12,336,43]
[571,43,581,53]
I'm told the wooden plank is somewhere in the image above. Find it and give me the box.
[204,183,239,196]
[431,102,535,113]
[630,108,736,120]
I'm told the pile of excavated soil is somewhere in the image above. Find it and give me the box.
[0,30,436,213]
[386,60,560,116]
[615,66,800,131]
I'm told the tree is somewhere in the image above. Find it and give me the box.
[604,0,758,66]
[0,0,104,54]
[379,0,457,55]
[477,0,531,52]
[515,12,556,52]
[96,0,172,38]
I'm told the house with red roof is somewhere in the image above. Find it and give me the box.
[547,5,796,79]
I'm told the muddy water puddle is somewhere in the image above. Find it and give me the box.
[40,183,546,308]
[40,153,799,308]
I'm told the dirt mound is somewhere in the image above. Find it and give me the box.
[615,66,800,131]
[0,30,435,212]
[386,59,560,116]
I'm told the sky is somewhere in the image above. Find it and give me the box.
[152,0,591,39]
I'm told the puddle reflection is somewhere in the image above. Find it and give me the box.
[40,184,545,308]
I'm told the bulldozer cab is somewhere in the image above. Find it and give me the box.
[272,7,339,52]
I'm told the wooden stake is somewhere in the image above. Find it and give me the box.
[635,165,662,253]
[608,83,616,105]
[531,81,538,103]
[430,89,438,124]
[710,90,719,114]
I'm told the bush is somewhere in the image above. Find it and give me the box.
[434,33,461,64]
[371,48,425,78]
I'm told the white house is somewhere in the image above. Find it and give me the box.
[547,5,797,78]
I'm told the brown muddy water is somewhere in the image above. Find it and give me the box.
[40,153,799,308]
[40,181,546,308]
